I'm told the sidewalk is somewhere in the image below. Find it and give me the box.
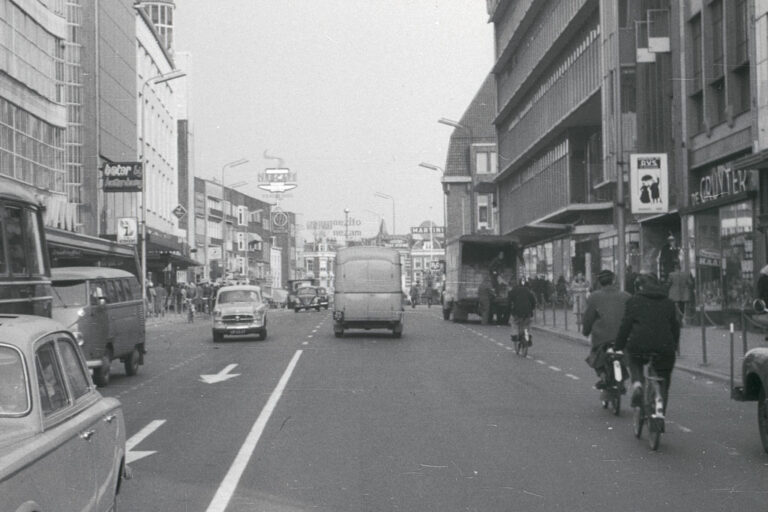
[529,304,768,384]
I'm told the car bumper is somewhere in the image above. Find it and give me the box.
[212,321,265,334]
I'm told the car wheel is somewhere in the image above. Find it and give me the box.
[315,306,321,311]
[258,329,268,341]
[124,348,140,376]
[213,332,223,343]
[93,351,112,387]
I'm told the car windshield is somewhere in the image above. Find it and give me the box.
[52,280,87,308]
[297,288,317,297]
[218,290,261,304]
[0,346,29,416]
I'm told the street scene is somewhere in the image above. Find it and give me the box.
[2,1,768,511]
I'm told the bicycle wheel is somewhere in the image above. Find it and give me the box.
[521,339,528,358]
[632,386,644,439]
[514,338,521,355]
[647,381,663,451]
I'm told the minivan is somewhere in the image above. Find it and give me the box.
[51,267,145,386]
[333,247,404,338]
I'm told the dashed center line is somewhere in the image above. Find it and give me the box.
[535,360,546,365]
[548,366,561,372]
[565,373,580,380]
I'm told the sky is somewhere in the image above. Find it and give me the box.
[174,1,494,239]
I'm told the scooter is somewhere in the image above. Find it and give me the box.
[600,347,626,416]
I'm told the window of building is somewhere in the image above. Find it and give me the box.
[730,0,751,115]
[476,151,498,174]
[690,15,702,91]
[237,232,245,251]
[237,207,246,226]
[477,194,492,230]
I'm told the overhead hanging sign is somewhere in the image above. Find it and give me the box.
[629,153,668,214]
[257,167,298,194]
[102,162,143,192]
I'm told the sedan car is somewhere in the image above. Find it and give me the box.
[292,286,323,312]
[212,285,268,342]
[732,346,768,453]
[0,315,129,511]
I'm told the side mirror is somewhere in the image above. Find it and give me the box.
[754,299,766,314]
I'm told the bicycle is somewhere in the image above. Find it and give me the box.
[600,348,626,416]
[631,354,666,450]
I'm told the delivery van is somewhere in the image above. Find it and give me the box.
[51,267,145,387]
[333,246,404,338]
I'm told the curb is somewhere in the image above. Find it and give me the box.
[531,324,732,384]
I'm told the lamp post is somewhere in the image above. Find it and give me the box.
[220,158,249,280]
[374,192,395,235]
[344,208,350,246]
[139,68,186,313]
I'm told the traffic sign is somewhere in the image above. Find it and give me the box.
[172,204,187,219]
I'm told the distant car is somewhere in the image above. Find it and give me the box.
[212,285,268,342]
[0,315,129,511]
[316,287,330,310]
[732,347,768,453]
[293,286,323,312]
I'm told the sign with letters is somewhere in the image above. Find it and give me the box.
[102,162,143,192]
[410,226,445,235]
[629,153,668,214]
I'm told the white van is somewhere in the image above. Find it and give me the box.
[333,247,404,338]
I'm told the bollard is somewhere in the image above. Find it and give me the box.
[576,296,582,331]
[742,308,748,356]
[552,298,556,327]
[700,304,708,366]
[541,301,546,324]
[564,300,569,331]
[730,322,735,395]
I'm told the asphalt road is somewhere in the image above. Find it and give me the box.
[101,307,768,511]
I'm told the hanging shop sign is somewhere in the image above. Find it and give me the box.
[629,153,668,214]
[116,217,138,245]
[102,162,143,192]
[689,167,756,206]
[271,207,290,234]
[257,168,298,194]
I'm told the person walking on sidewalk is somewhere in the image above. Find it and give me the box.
[667,262,693,323]
[582,270,630,389]
[615,273,680,414]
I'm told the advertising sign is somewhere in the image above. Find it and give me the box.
[208,246,222,260]
[410,226,445,235]
[271,208,290,234]
[257,168,298,194]
[116,217,138,245]
[629,153,668,214]
[102,162,143,192]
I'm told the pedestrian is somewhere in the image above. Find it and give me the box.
[582,270,630,389]
[624,265,637,294]
[757,264,768,308]
[615,273,680,414]
[147,281,156,318]
[570,273,590,317]
[180,285,188,313]
[667,262,694,323]
[156,284,167,317]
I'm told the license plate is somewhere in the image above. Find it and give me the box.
[230,329,246,335]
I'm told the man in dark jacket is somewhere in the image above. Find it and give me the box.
[615,274,680,414]
[582,270,630,389]
[509,278,536,344]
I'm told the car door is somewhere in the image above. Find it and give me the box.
[34,337,96,510]
[56,333,123,510]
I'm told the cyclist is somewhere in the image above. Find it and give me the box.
[509,278,536,344]
[582,270,630,389]
[614,273,680,414]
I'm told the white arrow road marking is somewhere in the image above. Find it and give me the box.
[200,364,241,384]
[126,419,166,464]
[206,350,303,512]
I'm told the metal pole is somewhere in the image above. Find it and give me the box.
[730,321,735,396]
[742,308,748,356]
[552,296,556,327]
[140,79,149,315]
[700,304,708,366]
[613,16,626,292]
[564,299,568,331]
[576,295,582,331]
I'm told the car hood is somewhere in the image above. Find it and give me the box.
[218,302,261,313]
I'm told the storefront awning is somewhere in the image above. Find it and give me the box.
[732,149,768,171]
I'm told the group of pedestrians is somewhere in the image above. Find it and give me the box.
[146,281,222,318]
[581,270,680,415]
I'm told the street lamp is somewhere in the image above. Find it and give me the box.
[220,158,249,279]
[419,162,447,247]
[139,68,186,313]
[344,208,350,246]
[374,192,395,235]
[438,117,473,138]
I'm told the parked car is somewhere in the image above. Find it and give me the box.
[212,285,268,342]
[51,267,146,387]
[292,286,323,312]
[0,314,129,511]
[732,346,768,453]
[316,287,330,310]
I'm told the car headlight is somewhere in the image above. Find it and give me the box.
[214,309,222,318]
[72,331,85,346]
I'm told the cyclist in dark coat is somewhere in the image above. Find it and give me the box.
[615,274,680,413]
[509,279,536,343]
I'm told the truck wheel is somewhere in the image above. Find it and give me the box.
[124,348,140,376]
[93,351,112,387]
[392,322,403,338]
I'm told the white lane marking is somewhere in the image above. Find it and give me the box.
[505,346,513,351]
[206,350,303,512]
[200,364,240,384]
[307,335,313,338]
[670,421,692,433]
[302,341,308,345]
[548,366,561,372]
[126,419,166,464]
[535,360,546,365]
[565,374,580,380]
[312,329,317,333]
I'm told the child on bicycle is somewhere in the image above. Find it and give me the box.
[614,273,680,414]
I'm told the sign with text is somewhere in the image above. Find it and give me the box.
[116,217,138,245]
[271,208,290,234]
[102,162,143,192]
[629,153,668,214]
[410,226,445,235]
[172,204,187,219]
[689,167,756,206]
[257,167,298,194]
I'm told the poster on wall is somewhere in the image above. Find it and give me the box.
[116,217,138,245]
[629,153,668,214]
